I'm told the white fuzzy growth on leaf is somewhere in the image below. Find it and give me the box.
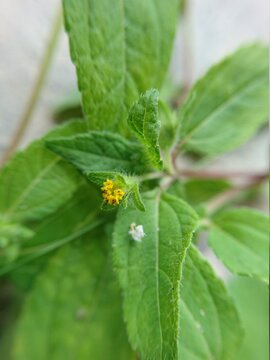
[128,223,145,242]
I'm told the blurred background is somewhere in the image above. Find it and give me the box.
[0,0,268,156]
[0,1,269,359]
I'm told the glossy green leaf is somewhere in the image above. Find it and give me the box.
[208,208,269,283]
[128,89,163,168]
[113,191,198,359]
[179,245,243,359]
[11,236,135,360]
[178,44,268,155]
[0,121,87,222]
[63,0,179,132]
[46,131,148,175]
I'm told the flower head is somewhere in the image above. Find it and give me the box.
[101,179,125,206]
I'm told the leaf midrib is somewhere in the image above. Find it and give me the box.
[156,194,163,358]
[5,157,59,218]
[180,70,266,147]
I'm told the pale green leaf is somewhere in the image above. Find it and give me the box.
[0,121,87,222]
[128,89,163,168]
[208,208,269,283]
[179,245,243,360]
[229,277,269,360]
[11,236,135,360]
[113,191,198,359]
[178,44,268,156]
[46,131,148,175]
[63,0,179,132]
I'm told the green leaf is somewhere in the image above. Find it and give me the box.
[229,277,269,360]
[86,172,145,212]
[63,0,179,132]
[0,184,101,280]
[130,183,145,212]
[113,191,198,359]
[184,179,231,204]
[11,236,135,360]
[0,120,87,222]
[178,44,268,156]
[128,89,163,168]
[179,245,243,359]
[159,98,178,151]
[208,208,269,283]
[0,219,33,262]
[87,171,126,188]
[46,131,148,175]
[169,178,231,205]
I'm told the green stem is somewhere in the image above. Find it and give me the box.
[0,5,63,166]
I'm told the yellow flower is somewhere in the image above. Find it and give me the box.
[101,179,125,206]
[102,179,113,190]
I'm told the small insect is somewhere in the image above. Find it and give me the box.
[128,223,145,242]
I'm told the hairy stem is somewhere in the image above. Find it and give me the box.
[0,5,63,166]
